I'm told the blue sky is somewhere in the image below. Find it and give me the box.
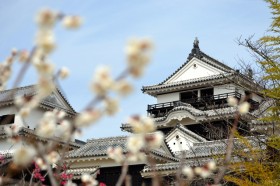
[0,0,272,141]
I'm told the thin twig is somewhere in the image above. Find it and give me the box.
[12,47,36,89]
[116,162,129,186]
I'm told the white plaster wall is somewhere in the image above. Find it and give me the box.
[166,130,200,153]
[0,105,16,117]
[0,105,45,129]
[23,108,46,129]
[157,92,180,103]
[214,84,237,95]
[252,94,263,103]
[166,59,224,83]
[167,135,193,152]
[237,89,245,96]
[0,140,24,152]
[0,105,24,129]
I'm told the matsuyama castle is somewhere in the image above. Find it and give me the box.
[0,39,274,185]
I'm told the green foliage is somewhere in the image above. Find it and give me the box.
[257,0,280,123]
[225,0,280,185]
[224,132,280,186]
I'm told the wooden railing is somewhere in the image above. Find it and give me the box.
[147,91,242,112]
[147,101,187,111]
[181,91,242,104]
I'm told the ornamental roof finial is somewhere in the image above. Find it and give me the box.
[193,37,199,48]
[187,37,202,61]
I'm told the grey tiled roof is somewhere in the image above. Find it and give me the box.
[174,135,266,158]
[142,158,214,174]
[67,135,179,162]
[142,73,235,92]
[150,149,180,162]
[142,135,266,174]
[67,167,99,180]
[251,99,275,117]
[67,136,128,158]
[0,85,76,115]
[121,106,255,131]
[156,106,255,122]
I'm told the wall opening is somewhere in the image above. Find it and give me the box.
[200,88,214,98]
[180,91,198,102]
[0,114,15,125]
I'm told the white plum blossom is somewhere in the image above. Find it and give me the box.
[207,161,217,171]
[104,98,119,116]
[127,116,156,133]
[56,120,72,141]
[53,109,66,120]
[127,116,142,133]
[46,151,60,164]
[0,58,14,90]
[128,116,156,133]
[127,134,145,153]
[91,66,114,96]
[238,102,250,114]
[59,67,70,79]
[18,50,29,62]
[36,9,57,28]
[194,167,211,178]
[4,124,20,136]
[182,166,194,179]
[62,16,82,29]
[65,180,77,186]
[35,30,56,54]
[33,60,55,76]
[36,111,57,138]
[81,174,98,186]
[127,152,146,163]
[146,131,164,149]
[37,77,55,98]
[13,146,36,166]
[125,38,153,78]
[19,107,31,118]
[75,109,102,127]
[35,157,47,170]
[107,146,124,163]
[11,48,18,56]
[227,96,238,107]
[114,79,133,96]
[14,95,25,106]
[141,117,156,133]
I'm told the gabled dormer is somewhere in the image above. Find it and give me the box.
[0,85,77,130]
[165,124,206,155]
[142,38,263,118]
[164,38,229,84]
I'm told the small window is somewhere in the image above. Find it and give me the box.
[201,88,214,98]
[180,91,198,101]
[0,114,15,125]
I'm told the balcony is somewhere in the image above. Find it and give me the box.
[147,92,258,118]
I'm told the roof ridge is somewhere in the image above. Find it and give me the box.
[0,84,36,95]
[200,51,232,71]
[87,135,128,143]
[55,86,76,113]
[176,124,207,142]
[0,84,77,114]
[149,40,234,86]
